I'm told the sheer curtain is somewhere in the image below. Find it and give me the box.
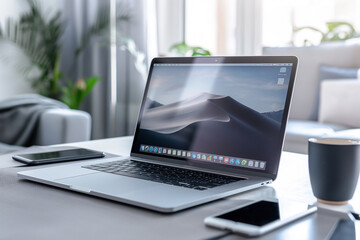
[155,0,185,56]
[235,0,263,55]
[60,0,111,139]
[113,0,149,137]
[60,0,150,139]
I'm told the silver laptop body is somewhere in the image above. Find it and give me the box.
[18,56,298,213]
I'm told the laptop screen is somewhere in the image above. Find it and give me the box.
[132,57,296,175]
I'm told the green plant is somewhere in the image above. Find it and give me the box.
[294,21,358,46]
[170,41,211,56]
[62,77,100,109]
[0,0,136,109]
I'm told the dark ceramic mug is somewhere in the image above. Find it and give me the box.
[308,138,360,205]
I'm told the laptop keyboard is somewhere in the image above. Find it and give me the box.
[82,160,244,191]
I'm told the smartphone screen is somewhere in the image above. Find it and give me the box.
[217,200,313,226]
[13,148,105,165]
[217,201,281,226]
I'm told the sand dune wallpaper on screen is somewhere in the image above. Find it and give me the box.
[136,65,290,163]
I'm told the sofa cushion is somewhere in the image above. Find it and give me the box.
[284,120,348,153]
[314,66,359,120]
[319,80,360,128]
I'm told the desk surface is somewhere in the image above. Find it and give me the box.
[1,137,359,240]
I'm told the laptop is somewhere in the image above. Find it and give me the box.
[18,56,298,213]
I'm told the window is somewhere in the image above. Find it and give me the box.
[184,0,236,55]
[262,0,360,47]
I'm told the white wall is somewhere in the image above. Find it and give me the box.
[0,0,33,101]
[0,40,36,101]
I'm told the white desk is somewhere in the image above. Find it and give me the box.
[1,136,359,240]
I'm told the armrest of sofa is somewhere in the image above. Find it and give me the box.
[319,79,360,128]
[35,109,91,145]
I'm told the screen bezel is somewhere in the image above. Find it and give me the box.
[130,56,298,180]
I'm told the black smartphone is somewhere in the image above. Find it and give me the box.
[12,148,106,165]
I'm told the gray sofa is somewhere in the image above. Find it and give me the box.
[0,94,91,154]
[36,108,91,145]
[264,40,360,153]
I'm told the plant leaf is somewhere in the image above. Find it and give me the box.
[170,41,211,56]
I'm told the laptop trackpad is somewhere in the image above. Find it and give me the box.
[56,172,157,195]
